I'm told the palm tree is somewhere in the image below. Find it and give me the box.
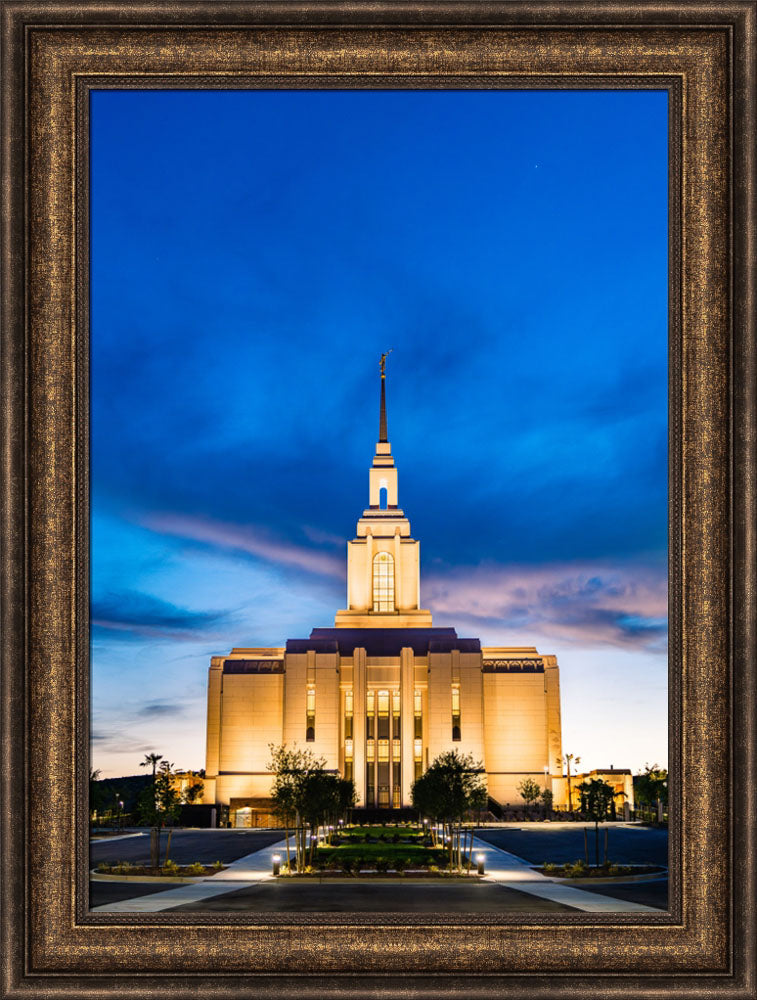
[140,753,163,805]
[557,753,581,812]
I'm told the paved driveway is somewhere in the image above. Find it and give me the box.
[90,829,284,867]
[475,823,668,866]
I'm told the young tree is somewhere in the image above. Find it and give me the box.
[516,777,542,809]
[576,777,615,867]
[137,759,181,867]
[267,744,357,872]
[411,750,486,871]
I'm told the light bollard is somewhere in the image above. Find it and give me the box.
[476,853,486,875]
[272,854,281,877]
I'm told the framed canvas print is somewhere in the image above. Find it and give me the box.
[1,1,755,998]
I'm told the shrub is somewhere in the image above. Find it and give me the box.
[340,857,354,875]
[375,857,389,873]
[392,832,400,843]
[542,862,558,874]
[212,860,223,871]
[186,862,206,876]
[394,857,407,874]
[162,859,179,874]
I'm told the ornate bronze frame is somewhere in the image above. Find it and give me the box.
[2,2,755,996]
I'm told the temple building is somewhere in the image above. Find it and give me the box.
[202,362,565,826]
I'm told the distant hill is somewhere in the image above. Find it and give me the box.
[91,773,151,813]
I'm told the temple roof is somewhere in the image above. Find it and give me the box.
[285,627,481,657]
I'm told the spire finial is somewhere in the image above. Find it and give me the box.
[379,349,392,442]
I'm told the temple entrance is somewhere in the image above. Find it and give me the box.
[365,687,402,808]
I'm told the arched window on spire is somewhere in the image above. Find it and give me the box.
[372,551,395,612]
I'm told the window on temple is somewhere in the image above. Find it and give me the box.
[344,687,353,739]
[372,551,395,611]
[306,685,315,742]
[451,684,461,741]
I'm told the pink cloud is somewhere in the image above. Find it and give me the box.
[143,513,344,580]
[425,561,667,651]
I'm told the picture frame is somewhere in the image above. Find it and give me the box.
[1,1,755,996]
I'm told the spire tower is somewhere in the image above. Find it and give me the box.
[334,351,432,628]
[379,349,391,443]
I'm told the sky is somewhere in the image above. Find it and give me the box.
[90,89,668,780]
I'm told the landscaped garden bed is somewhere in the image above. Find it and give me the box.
[276,823,479,877]
[535,861,666,879]
[94,860,226,878]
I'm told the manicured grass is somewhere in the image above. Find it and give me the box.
[308,825,448,871]
[316,843,446,866]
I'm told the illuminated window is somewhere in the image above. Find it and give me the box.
[344,687,353,739]
[372,551,395,611]
[377,688,390,739]
[414,688,422,739]
[392,689,401,739]
[306,685,315,742]
[451,684,461,741]
[367,688,375,739]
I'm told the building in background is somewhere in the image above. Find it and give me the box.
[203,363,564,826]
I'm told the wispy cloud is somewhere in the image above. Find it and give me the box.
[143,513,344,579]
[426,561,667,651]
[91,590,229,641]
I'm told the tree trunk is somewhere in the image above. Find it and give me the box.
[150,826,160,868]
[604,827,608,866]
[594,821,600,868]
[164,828,173,866]
[583,826,589,865]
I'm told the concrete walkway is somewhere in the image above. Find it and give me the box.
[470,836,660,912]
[90,838,289,912]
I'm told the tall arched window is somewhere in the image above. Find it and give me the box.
[372,551,395,611]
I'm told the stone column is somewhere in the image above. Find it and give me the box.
[352,647,367,806]
[400,647,415,806]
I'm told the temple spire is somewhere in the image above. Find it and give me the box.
[379,349,392,443]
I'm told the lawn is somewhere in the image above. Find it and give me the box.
[296,825,456,873]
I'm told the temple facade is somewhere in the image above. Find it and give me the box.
[203,363,564,825]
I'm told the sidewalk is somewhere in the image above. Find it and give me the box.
[90,838,289,912]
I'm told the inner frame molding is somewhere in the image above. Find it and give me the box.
[2,3,755,997]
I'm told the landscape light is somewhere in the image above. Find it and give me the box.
[272,854,281,876]
[476,853,485,875]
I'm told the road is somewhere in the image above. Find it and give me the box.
[90,828,284,867]
[475,823,668,866]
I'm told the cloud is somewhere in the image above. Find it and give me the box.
[141,701,184,718]
[91,590,229,640]
[426,560,667,651]
[142,513,344,580]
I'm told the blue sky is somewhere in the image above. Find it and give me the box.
[90,89,668,779]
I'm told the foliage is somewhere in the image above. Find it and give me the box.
[411,750,486,824]
[516,777,542,805]
[634,763,668,806]
[267,743,357,873]
[136,760,182,830]
[577,778,616,823]
[184,781,204,804]
[540,788,554,812]
[411,750,487,871]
